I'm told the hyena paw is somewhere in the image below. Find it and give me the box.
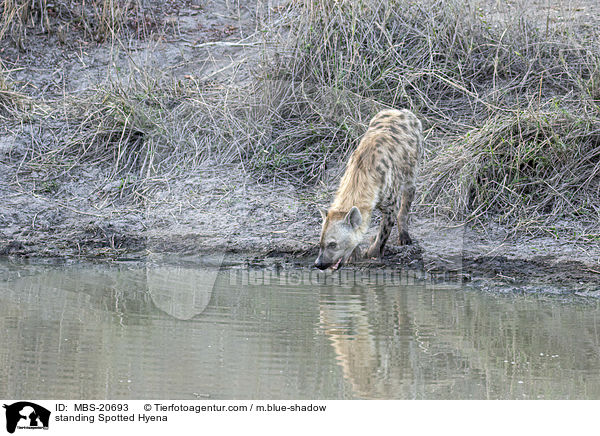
[398,231,412,246]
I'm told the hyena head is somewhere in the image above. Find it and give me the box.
[315,206,362,271]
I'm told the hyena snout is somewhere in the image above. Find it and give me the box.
[314,251,333,270]
[314,255,329,270]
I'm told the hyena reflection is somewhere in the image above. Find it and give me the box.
[315,109,423,270]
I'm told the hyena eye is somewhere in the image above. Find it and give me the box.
[327,242,337,249]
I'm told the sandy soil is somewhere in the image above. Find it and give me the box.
[0,0,599,287]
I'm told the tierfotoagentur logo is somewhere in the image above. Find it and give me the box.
[2,402,50,434]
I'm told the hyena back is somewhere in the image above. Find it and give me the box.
[314,109,423,270]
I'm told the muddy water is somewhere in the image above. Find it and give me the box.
[1,259,600,400]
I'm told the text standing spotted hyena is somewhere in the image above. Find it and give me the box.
[314,109,423,271]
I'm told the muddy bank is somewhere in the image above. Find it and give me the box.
[1,161,599,286]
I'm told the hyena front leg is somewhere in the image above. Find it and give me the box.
[397,184,415,246]
[366,211,396,259]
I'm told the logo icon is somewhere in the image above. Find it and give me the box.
[3,402,50,434]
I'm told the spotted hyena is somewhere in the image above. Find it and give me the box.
[314,109,423,271]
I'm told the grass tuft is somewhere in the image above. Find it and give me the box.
[0,0,155,47]
[422,108,600,228]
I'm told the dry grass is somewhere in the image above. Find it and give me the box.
[0,67,25,116]
[24,77,190,180]
[271,0,599,126]
[423,108,600,226]
[0,0,154,47]
[2,0,600,235]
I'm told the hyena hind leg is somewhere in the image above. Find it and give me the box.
[397,184,416,246]
[366,211,395,259]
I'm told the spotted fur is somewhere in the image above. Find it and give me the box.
[314,109,423,270]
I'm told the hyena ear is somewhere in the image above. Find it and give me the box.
[344,206,362,229]
[319,208,328,221]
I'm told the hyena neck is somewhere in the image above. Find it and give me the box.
[331,161,379,235]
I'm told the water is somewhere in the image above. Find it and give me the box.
[1,259,600,400]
